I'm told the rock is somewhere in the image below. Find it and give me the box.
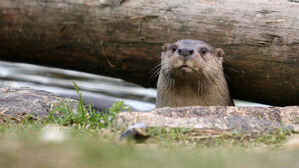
[116,106,299,133]
[120,123,150,142]
[0,87,77,121]
[1,87,298,134]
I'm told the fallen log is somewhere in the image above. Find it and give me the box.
[0,0,298,106]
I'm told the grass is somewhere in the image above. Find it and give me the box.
[0,81,298,168]
[43,81,131,129]
[0,123,298,168]
[146,127,292,148]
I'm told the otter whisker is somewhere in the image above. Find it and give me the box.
[149,62,168,81]
[166,71,175,88]
[205,59,231,82]
[150,62,163,73]
[150,67,161,78]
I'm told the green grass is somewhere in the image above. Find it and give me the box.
[146,127,292,148]
[0,81,298,168]
[0,123,298,168]
[42,81,131,129]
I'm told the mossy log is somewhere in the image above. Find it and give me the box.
[0,0,298,106]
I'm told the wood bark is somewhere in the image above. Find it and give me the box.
[0,0,298,106]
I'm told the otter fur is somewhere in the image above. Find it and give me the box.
[156,39,234,108]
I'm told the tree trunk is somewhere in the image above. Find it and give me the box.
[0,0,298,106]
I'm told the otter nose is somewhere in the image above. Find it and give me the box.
[177,48,194,57]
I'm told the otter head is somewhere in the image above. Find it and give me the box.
[160,39,224,82]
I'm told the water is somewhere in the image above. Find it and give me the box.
[0,61,156,111]
[0,61,270,111]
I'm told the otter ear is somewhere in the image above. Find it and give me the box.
[215,48,224,58]
[161,44,171,52]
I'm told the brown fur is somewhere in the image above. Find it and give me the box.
[156,39,234,108]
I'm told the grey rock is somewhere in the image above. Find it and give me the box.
[117,106,299,133]
[0,87,77,119]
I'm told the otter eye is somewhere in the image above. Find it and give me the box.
[172,45,178,52]
[200,48,208,55]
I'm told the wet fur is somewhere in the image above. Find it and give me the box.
[156,39,234,108]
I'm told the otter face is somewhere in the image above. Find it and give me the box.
[161,39,224,80]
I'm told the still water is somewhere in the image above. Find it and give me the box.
[0,61,269,111]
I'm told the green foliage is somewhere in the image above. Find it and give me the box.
[44,81,130,129]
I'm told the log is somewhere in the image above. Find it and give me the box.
[0,0,298,106]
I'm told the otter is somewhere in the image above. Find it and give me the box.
[156,39,234,108]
